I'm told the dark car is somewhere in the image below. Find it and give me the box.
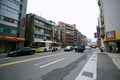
[64,46,73,51]
[75,44,85,53]
[8,47,35,57]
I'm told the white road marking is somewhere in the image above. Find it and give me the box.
[40,58,65,68]
[75,52,97,80]
[34,58,60,66]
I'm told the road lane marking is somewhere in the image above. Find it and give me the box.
[40,58,65,68]
[0,53,65,67]
[34,58,60,66]
[75,52,97,80]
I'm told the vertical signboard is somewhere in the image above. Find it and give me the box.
[21,17,26,28]
[52,28,54,39]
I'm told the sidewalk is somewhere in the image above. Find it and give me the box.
[0,53,7,59]
[96,48,120,70]
[105,52,120,70]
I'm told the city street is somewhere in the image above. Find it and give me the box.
[0,49,120,80]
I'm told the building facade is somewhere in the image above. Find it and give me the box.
[98,0,120,52]
[74,27,82,46]
[0,0,27,52]
[58,21,75,47]
[25,13,61,48]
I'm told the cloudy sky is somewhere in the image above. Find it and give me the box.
[27,0,99,41]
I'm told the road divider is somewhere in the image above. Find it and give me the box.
[75,52,97,80]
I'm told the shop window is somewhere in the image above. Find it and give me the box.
[0,28,4,32]
[11,29,17,34]
[20,4,22,10]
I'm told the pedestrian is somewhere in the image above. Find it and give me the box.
[109,45,113,52]
[101,47,104,52]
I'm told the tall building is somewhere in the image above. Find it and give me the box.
[98,0,120,52]
[0,0,28,52]
[58,21,74,47]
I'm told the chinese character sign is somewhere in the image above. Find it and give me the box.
[106,31,116,40]
[94,32,100,38]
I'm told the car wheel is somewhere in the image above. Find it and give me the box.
[30,51,34,55]
[13,53,17,57]
[44,48,47,52]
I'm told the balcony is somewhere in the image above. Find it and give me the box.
[34,30,44,35]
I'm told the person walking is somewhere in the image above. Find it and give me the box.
[109,45,113,52]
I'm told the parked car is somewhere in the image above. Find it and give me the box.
[75,44,85,53]
[85,46,91,50]
[8,47,35,57]
[64,46,73,51]
[74,46,78,50]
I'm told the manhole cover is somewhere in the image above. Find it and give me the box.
[82,71,93,78]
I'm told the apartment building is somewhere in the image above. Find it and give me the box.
[58,21,75,47]
[74,27,82,46]
[0,0,27,52]
[25,14,61,47]
[98,0,120,52]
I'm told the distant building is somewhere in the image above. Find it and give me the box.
[58,21,74,47]
[73,25,82,46]
[0,0,28,52]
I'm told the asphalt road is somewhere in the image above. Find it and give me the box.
[0,50,93,80]
[0,49,120,80]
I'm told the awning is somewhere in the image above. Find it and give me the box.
[0,36,25,42]
[17,38,25,42]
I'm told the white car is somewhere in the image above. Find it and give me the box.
[85,46,91,50]
[64,46,73,51]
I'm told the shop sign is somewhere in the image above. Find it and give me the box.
[116,30,120,40]
[106,31,116,40]
[94,32,100,38]
[21,17,26,28]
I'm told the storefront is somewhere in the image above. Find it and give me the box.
[0,36,25,53]
[103,30,120,52]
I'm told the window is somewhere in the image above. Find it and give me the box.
[39,42,45,47]
[0,16,4,20]
[0,3,19,15]
[20,0,23,2]
[0,28,4,32]
[0,27,17,34]
[8,0,20,6]
[20,4,22,10]
[11,29,17,34]
[4,17,17,24]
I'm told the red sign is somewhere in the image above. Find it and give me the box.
[106,31,116,40]
[94,32,100,38]
[21,17,26,28]
[52,28,55,39]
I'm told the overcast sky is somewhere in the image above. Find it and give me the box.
[27,0,99,41]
